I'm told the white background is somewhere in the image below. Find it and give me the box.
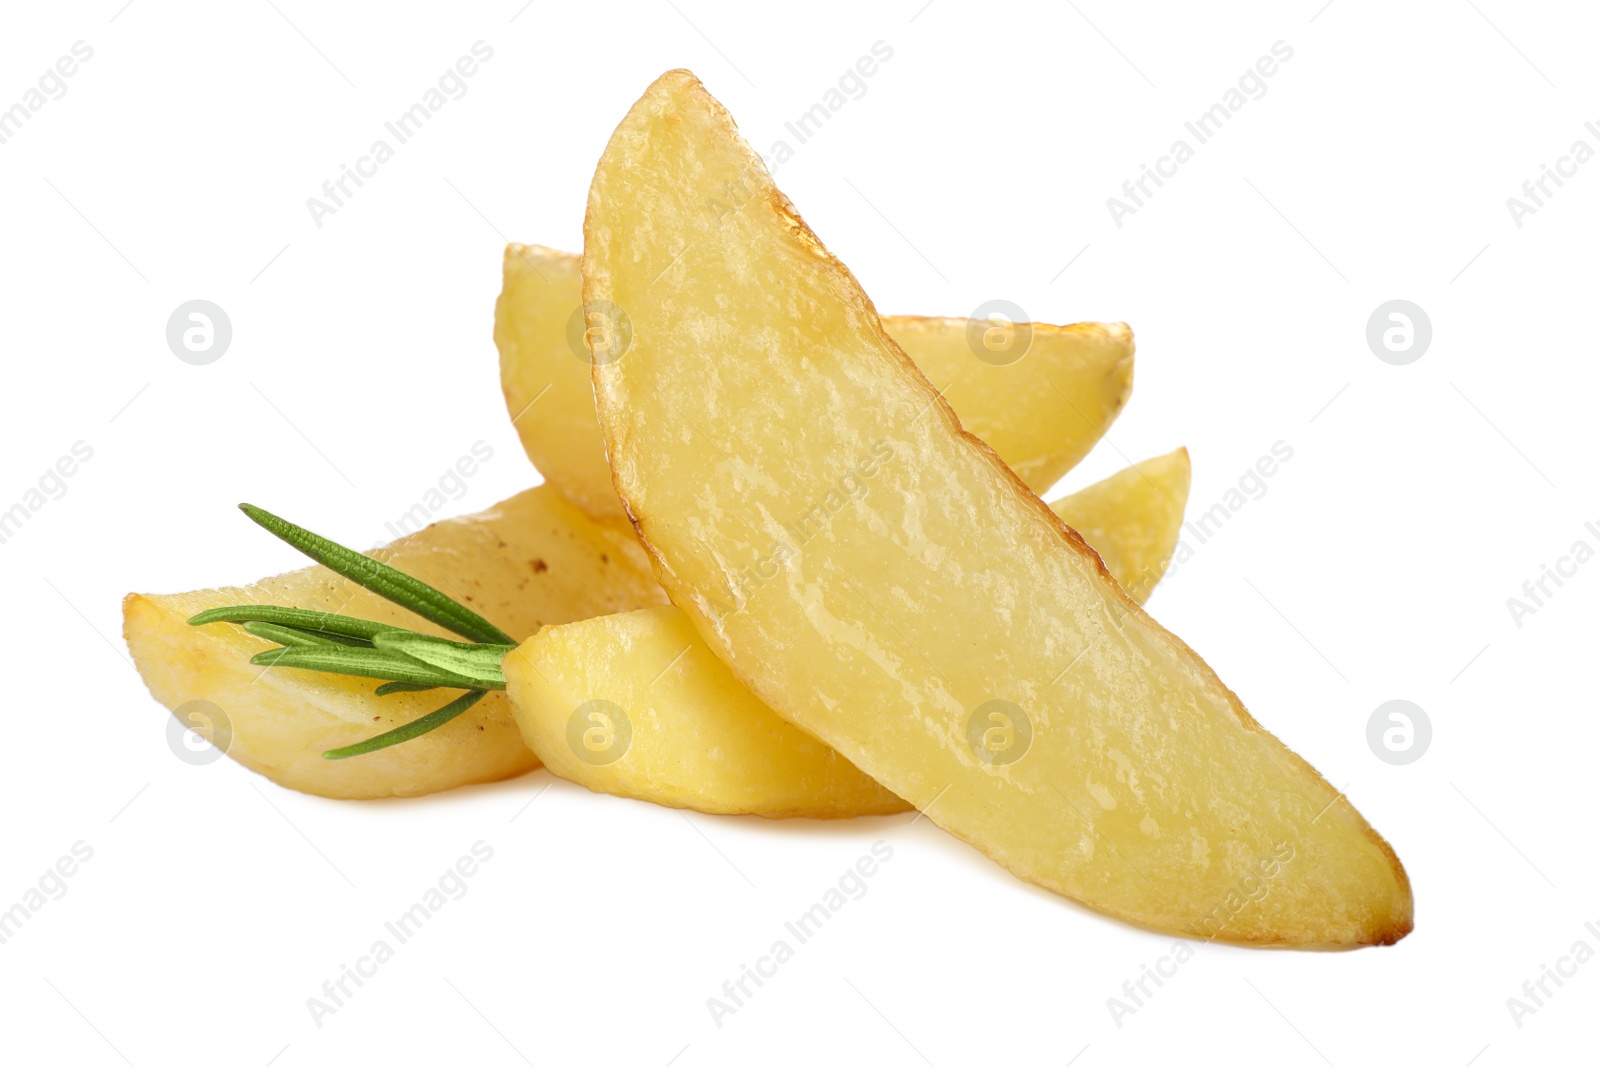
[1,1,1595,1064]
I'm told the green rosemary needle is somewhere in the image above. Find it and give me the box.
[238,503,514,645]
[322,689,488,760]
[370,632,511,689]
[249,644,501,690]
[188,605,401,644]
[241,621,355,649]
[373,681,439,697]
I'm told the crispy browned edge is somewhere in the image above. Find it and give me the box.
[876,313,1136,350]
[583,70,1412,947]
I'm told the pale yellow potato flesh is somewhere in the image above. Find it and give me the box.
[585,71,1411,946]
[881,314,1132,495]
[503,606,908,817]
[499,459,1188,818]
[497,246,1131,517]
[124,486,665,799]
[496,247,624,519]
[1050,447,1190,605]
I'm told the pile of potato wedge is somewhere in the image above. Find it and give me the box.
[125,70,1411,948]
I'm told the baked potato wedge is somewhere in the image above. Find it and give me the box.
[497,246,1132,517]
[124,486,665,798]
[502,456,1190,817]
[584,70,1411,945]
[503,605,909,817]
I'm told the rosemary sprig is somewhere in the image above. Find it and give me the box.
[238,504,514,645]
[189,505,519,760]
[188,605,403,644]
[370,632,511,689]
[322,690,488,760]
[249,644,502,690]
[241,621,355,649]
[374,681,439,696]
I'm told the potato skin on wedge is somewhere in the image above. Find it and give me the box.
[503,606,910,818]
[125,486,665,799]
[585,71,1411,946]
[497,246,1131,517]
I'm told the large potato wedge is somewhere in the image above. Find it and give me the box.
[502,456,1189,817]
[584,71,1411,946]
[497,246,1132,517]
[124,486,665,798]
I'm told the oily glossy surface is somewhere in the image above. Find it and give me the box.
[497,247,1131,517]
[503,605,909,817]
[586,70,1411,945]
[1051,447,1190,604]
[124,486,665,798]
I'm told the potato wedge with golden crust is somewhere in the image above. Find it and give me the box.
[1051,447,1190,604]
[124,486,665,799]
[497,246,1131,517]
[500,458,1188,818]
[585,70,1411,946]
[503,605,909,818]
